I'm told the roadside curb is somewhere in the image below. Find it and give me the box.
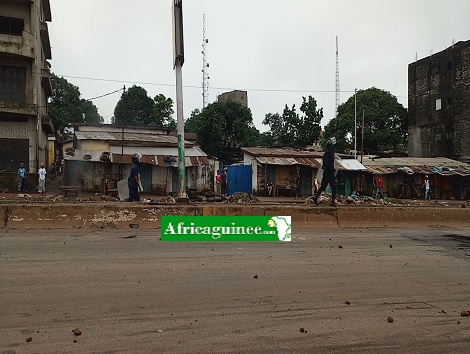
[1,203,469,229]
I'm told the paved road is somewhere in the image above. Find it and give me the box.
[1,227,469,354]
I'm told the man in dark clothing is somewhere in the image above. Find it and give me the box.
[312,140,337,206]
[127,154,141,202]
[221,167,228,197]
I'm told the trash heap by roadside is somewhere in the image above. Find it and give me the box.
[224,192,260,204]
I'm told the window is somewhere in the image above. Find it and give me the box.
[447,61,452,70]
[435,98,441,111]
[434,65,440,74]
[0,65,26,103]
[0,16,24,36]
[434,133,441,142]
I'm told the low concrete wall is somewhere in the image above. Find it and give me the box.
[1,203,469,230]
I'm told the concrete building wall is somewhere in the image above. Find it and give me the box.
[0,118,37,170]
[217,90,248,108]
[80,140,110,151]
[408,40,470,162]
[0,0,53,172]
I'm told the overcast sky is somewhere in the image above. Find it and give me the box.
[48,0,470,131]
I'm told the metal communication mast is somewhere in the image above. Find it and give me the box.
[202,14,210,108]
[335,36,340,115]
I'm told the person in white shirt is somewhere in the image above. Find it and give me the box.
[38,163,46,196]
[424,175,431,200]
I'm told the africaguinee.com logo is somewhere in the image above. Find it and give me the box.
[161,216,291,242]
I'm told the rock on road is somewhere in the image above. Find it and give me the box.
[0,227,469,353]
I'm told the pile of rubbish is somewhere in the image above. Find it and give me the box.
[142,196,176,205]
[305,194,399,206]
[224,192,260,204]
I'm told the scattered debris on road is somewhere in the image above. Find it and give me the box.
[345,301,351,305]
[72,328,82,336]
[26,337,32,342]
[253,275,258,279]
[73,339,78,343]
[388,317,394,323]
[461,311,470,317]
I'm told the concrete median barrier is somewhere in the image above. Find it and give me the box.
[2,203,469,230]
[337,206,470,228]
[4,203,196,229]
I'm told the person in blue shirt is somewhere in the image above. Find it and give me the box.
[312,139,337,207]
[17,163,26,193]
[126,154,142,202]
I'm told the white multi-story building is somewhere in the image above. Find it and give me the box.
[0,0,53,173]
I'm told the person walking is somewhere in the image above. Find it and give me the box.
[17,163,26,193]
[424,175,431,200]
[126,154,142,202]
[38,163,46,196]
[375,174,384,199]
[266,176,273,197]
[312,139,337,206]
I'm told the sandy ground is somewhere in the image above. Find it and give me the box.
[0,227,469,354]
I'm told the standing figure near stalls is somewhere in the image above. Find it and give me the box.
[266,176,274,197]
[221,167,228,197]
[126,153,142,202]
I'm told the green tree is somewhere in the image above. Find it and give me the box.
[49,74,83,134]
[80,99,103,124]
[262,95,323,148]
[152,94,176,129]
[113,85,155,126]
[194,101,259,164]
[323,87,408,153]
[184,109,201,132]
[49,74,104,134]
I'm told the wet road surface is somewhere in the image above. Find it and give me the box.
[1,227,469,353]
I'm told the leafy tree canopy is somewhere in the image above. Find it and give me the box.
[323,87,408,153]
[113,85,154,126]
[262,95,322,148]
[49,73,103,135]
[113,86,176,129]
[188,101,259,164]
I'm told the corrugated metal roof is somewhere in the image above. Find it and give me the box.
[109,146,207,158]
[256,156,321,167]
[243,147,324,158]
[76,130,194,147]
[340,159,367,171]
[361,156,470,176]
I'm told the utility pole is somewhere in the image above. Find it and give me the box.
[335,36,340,115]
[202,14,210,108]
[354,88,357,159]
[172,0,187,199]
[361,108,364,164]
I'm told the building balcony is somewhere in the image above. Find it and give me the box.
[0,101,37,117]
[41,114,54,134]
[40,22,51,59]
[41,68,53,97]
[0,31,35,59]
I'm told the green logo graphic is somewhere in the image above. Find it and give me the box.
[161,216,291,242]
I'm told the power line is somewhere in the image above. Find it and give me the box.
[60,74,408,99]
[85,88,123,101]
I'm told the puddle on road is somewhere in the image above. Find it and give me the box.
[442,234,470,252]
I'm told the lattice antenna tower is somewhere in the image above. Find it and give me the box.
[335,36,340,115]
[202,14,210,108]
